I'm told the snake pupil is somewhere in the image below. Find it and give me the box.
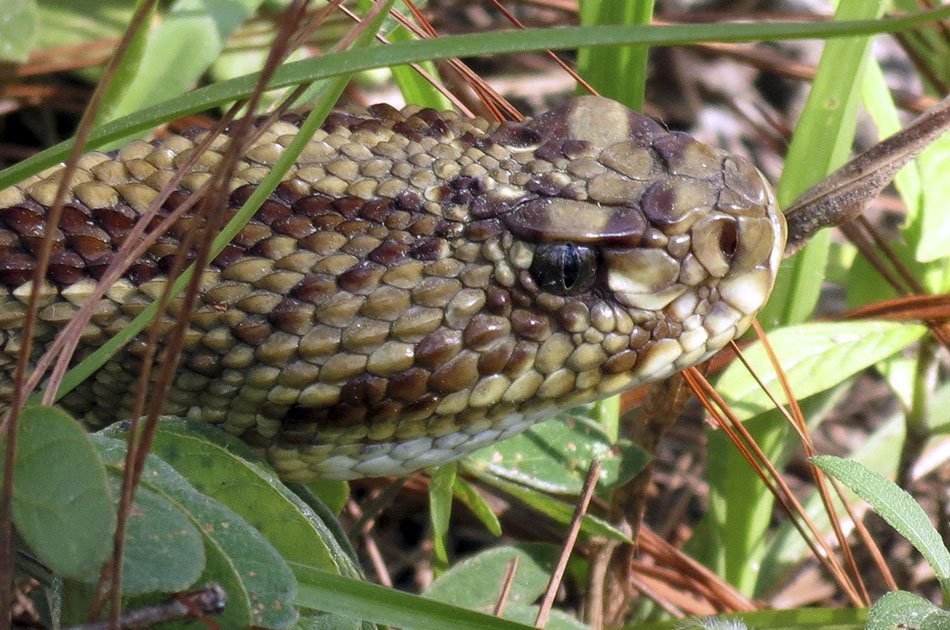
[530,243,597,296]
[562,244,579,290]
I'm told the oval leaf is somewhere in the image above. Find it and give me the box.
[716,321,927,420]
[466,412,648,494]
[813,456,950,587]
[93,435,298,627]
[423,544,558,611]
[866,590,944,630]
[105,419,359,578]
[8,405,115,581]
[101,0,263,122]
[110,477,206,594]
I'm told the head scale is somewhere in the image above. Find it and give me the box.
[483,95,787,398]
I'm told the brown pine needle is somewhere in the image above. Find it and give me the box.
[535,459,601,629]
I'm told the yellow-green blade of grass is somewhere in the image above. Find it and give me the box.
[760,0,891,329]
[577,0,655,111]
[703,0,889,596]
[294,565,534,630]
[845,58,950,310]
[5,11,949,189]
[429,461,457,568]
[364,0,450,111]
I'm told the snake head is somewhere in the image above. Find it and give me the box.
[490,95,787,395]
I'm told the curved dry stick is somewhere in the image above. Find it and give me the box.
[783,95,950,256]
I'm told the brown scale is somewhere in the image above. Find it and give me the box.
[0,95,786,480]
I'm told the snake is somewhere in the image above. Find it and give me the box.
[0,95,786,481]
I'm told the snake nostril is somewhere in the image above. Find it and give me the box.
[718,219,739,262]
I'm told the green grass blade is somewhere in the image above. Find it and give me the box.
[759,0,889,329]
[293,564,534,630]
[377,1,450,111]
[704,0,891,595]
[577,0,655,110]
[4,10,948,189]
[452,475,502,536]
[429,462,457,567]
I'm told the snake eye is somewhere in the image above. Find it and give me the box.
[530,243,598,295]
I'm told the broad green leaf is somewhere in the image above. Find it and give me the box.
[466,413,649,495]
[8,405,114,581]
[184,538,255,628]
[429,462,456,566]
[295,565,533,630]
[0,0,37,62]
[286,481,363,573]
[93,435,298,627]
[866,590,947,630]
[100,0,264,123]
[464,468,632,543]
[33,0,135,84]
[452,475,502,537]
[424,544,558,611]
[716,321,927,420]
[105,419,359,579]
[813,455,950,598]
[105,476,205,594]
[923,612,950,630]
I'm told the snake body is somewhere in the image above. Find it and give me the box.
[0,96,786,480]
